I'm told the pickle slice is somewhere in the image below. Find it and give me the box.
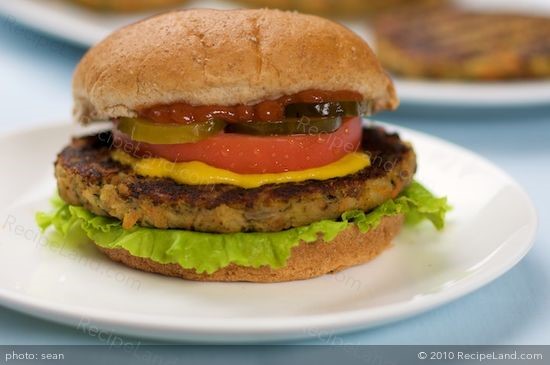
[117,117,225,144]
[225,116,342,136]
[284,101,362,119]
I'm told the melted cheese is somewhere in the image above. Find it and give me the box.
[111,150,370,189]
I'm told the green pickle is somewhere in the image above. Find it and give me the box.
[226,101,366,136]
[226,116,342,136]
[118,101,367,142]
[284,101,361,119]
[117,117,225,144]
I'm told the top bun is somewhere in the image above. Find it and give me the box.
[73,9,398,123]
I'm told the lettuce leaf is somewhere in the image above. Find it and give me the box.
[36,181,449,274]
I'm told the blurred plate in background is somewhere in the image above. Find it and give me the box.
[387,0,550,106]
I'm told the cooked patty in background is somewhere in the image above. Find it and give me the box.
[233,0,447,18]
[69,0,186,12]
[55,127,416,233]
[374,6,550,80]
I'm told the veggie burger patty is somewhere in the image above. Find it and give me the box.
[55,126,416,233]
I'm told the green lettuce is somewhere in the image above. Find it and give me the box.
[36,181,449,274]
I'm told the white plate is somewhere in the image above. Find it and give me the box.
[0,122,536,342]
[2,0,550,106]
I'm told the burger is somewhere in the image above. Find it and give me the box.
[37,9,449,282]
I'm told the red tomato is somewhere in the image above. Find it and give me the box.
[112,117,362,174]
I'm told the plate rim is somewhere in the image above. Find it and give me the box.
[393,78,550,106]
[0,121,538,341]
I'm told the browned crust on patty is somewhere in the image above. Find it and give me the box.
[55,126,415,233]
[97,214,403,282]
[374,6,550,80]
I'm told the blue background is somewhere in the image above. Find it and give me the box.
[0,16,549,346]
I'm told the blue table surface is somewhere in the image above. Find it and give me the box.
[0,17,549,346]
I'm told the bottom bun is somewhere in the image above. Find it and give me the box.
[97,214,404,283]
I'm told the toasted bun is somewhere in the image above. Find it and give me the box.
[73,8,398,123]
[96,215,403,283]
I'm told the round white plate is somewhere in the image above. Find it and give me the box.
[0,122,537,342]
[2,0,550,106]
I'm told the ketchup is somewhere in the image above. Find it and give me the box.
[139,90,362,124]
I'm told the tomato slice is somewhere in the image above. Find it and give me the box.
[112,117,362,174]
